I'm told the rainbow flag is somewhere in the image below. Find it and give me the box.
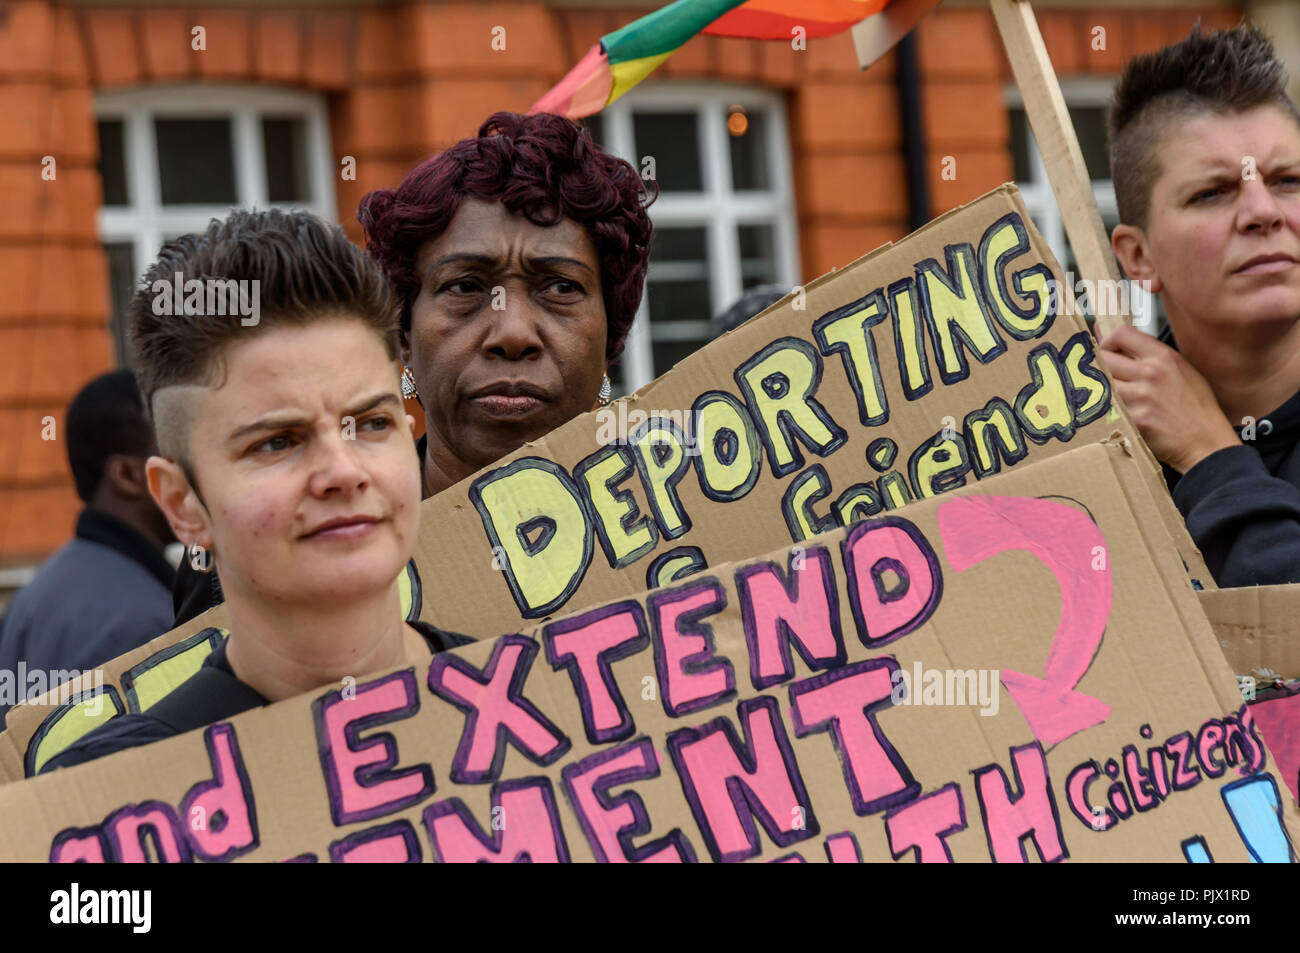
[531,0,894,120]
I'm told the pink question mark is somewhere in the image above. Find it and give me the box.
[937,495,1112,746]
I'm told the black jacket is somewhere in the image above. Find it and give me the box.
[1160,326,1300,586]
[0,509,174,726]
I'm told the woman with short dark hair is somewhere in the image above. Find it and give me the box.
[42,208,435,772]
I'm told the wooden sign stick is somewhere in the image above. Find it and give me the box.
[990,0,1128,338]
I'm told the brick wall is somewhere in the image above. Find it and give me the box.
[0,1,1244,566]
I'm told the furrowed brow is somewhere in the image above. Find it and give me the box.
[227,413,310,445]
[227,392,400,445]
[346,392,402,417]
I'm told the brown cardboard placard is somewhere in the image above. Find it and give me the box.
[0,183,1208,784]
[411,183,1203,638]
[0,441,1290,863]
[1200,586,1300,681]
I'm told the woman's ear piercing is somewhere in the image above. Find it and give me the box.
[400,367,419,400]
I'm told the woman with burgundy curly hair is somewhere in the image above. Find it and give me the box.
[358,111,655,497]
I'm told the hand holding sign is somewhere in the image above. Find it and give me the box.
[937,495,1112,746]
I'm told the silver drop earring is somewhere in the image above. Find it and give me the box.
[597,375,612,406]
[400,367,419,400]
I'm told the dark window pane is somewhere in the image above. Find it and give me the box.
[728,108,770,190]
[104,242,135,366]
[652,337,709,376]
[263,117,310,203]
[646,279,711,326]
[97,120,128,206]
[633,112,701,192]
[652,226,708,263]
[1009,107,1032,184]
[738,224,777,287]
[154,118,236,205]
[1011,105,1111,183]
[1069,106,1111,181]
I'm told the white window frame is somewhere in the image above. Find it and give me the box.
[96,85,337,353]
[599,82,800,392]
[1004,78,1158,334]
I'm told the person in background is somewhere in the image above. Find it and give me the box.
[1098,24,1300,587]
[359,111,654,497]
[712,284,788,338]
[0,371,176,726]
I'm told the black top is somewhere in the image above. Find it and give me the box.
[36,623,460,775]
[173,553,224,627]
[417,432,430,498]
[1159,325,1300,587]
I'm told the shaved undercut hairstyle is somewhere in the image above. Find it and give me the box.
[128,208,401,479]
[1109,22,1300,231]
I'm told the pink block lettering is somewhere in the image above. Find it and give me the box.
[562,738,696,862]
[973,743,1068,863]
[667,696,815,862]
[330,821,422,862]
[737,546,845,690]
[427,635,570,784]
[1064,760,1115,831]
[544,602,648,745]
[423,778,570,863]
[789,658,919,815]
[105,801,190,863]
[884,783,966,862]
[315,670,434,825]
[824,832,863,863]
[181,723,259,861]
[649,579,735,716]
[49,829,107,863]
[842,516,942,648]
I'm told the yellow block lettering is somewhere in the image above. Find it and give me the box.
[470,458,593,617]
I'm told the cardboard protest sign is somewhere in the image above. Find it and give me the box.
[1200,586,1300,681]
[0,182,1208,783]
[0,441,1290,863]
[414,183,1206,638]
[1199,586,1300,808]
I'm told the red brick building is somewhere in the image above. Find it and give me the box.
[2,0,1289,581]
